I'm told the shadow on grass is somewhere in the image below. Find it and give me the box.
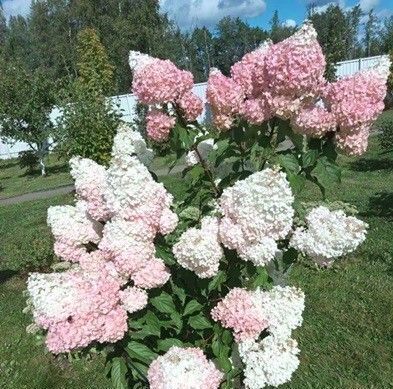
[0,270,18,284]
[364,191,393,217]
[19,163,69,178]
[350,157,393,172]
[0,160,19,169]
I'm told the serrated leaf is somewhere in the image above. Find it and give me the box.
[208,271,227,292]
[170,312,183,333]
[302,148,319,168]
[278,153,300,174]
[127,341,158,364]
[155,245,176,266]
[179,206,200,221]
[188,314,212,330]
[247,267,269,289]
[157,338,184,352]
[311,157,341,190]
[145,311,161,337]
[170,280,187,305]
[183,300,203,316]
[287,172,306,195]
[150,292,176,315]
[110,357,128,389]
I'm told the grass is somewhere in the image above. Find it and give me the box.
[0,154,72,199]
[0,276,110,389]
[0,136,392,388]
[0,194,74,272]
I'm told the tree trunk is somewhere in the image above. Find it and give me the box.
[39,157,46,176]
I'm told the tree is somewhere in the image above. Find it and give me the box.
[214,17,268,76]
[0,62,55,175]
[269,10,295,43]
[57,28,120,165]
[308,4,360,79]
[187,27,215,82]
[364,9,379,56]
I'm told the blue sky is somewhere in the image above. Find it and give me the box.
[1,0,392,30]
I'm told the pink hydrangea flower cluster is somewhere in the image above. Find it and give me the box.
[206,68,245,130]
[27,253,128,353]
[146,110,176,142]
[212,286,304,388]
[211,286,304,343]
[323,56,390,155]
[147,346,223,389]
[207,23,326,129]
[130,51,203,142]
[204,22,390,155]
[27,125,178,353]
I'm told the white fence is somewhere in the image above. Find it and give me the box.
[335,55,388,78]
[0,55,388,159]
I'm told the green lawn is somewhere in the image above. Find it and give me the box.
[0,137,392,388]
[0,155,72,199]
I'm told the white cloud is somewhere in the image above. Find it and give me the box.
[283,19,297,28]
[359,0,379,12]
[160,0,267,29]
[2,0,31,18]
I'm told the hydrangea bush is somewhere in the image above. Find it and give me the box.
[25,23,390,388]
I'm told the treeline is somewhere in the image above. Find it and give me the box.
[1,1,392,95]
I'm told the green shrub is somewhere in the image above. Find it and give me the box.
[18,150,39,174]
[377,110,393,151]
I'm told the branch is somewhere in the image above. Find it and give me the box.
[192,143,220,198]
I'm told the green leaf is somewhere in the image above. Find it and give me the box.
[144,311,161,337]
[221,330,233,345]
[215,350,232,373]
[170,312,183,333]
[179,206,201,221]
[287,172,306,195]
[302,149,319,168]
[155,245,176,266]
[247,266,269,289]
[110,357,128,389]
[183,300,203,316]
[150,292,177,315]
[127,341,158,364]
[177,125,195,149]
[188,313,212,330]
[311,157,341,190]
[157,338,184,352]
[208,271,227,292]
[170,280,187,305]
[278,153,300,174]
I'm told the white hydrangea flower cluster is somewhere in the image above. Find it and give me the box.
[147,346,224,389]
[69,157,111,221]
[27,272,79,322]
[47,201,103,262]
[219,168,294,266]
[253,286,305,341]
[238,336,300,389]
[128,50,155,73]
[173,216,223,278]
[290,206,368,266]
[111,123,154,167]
